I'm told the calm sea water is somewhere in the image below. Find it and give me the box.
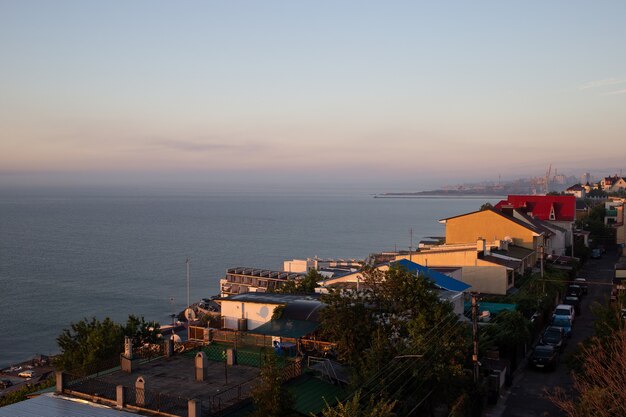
[0,190,498,368]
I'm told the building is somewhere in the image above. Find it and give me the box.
[315,259,470,313]
[565,184,586,199]
[216,292,323,332]
[440,208,547,253]
[601,175,626,193]
[494,195,575,250]
[395,241,524,295]
[219,267,306,296]
[283,257,362,273]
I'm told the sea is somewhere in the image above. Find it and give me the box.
[0,188,499,368]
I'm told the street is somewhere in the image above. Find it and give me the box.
[485,250,618,417]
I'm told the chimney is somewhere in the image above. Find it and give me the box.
[476,238,486,258]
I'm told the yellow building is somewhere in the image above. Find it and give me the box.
[440,208,545,256]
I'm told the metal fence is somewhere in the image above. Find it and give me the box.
[202,377,258,415]
[65,373,118,402]
[127,385,189,416]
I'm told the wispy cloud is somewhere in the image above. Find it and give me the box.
[604,88,626,96]
[579,77,626,90]
[154,139,235,152]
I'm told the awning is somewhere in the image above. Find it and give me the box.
[247,319,320,338]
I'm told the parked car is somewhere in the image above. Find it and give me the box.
[567,284,583,298]
[574,278,588,295]
[18,370,35,378]
[0,379,12,389]
[539,326,566,351]
[553,304,575,323]
[563,296,581,316]
[529,345,559,370]
[551,316,573,337]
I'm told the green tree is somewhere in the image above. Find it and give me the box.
[479,202,494,211]
[320,265,470,413]
[123,315,161,345]
[319,390,396,417]
[56,317,124,371]
[251,354,295,417]
[277,269,322,294]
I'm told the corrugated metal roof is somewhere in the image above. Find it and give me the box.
[392,259,471,292]
[0,393,140,417]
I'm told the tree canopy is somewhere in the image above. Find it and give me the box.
[276,268,322,294]
[56,315,161,371]
[319,265,471,415]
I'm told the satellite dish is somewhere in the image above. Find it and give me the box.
[184,308,196,321]
[170,334,181,343]
[504,236,513,243]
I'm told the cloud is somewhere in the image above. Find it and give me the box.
[604,88,626,96]
[579,77,626,90]
[153,139,235,152]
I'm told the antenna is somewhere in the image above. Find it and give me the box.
[186,257,190,309]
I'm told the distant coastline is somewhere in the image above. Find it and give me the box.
[375,190,507,198]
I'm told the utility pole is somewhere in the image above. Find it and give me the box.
[471,293,479,384]
[409,228,413,262]
[539,245,546,295]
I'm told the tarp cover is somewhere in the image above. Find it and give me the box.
[247,319,320,338]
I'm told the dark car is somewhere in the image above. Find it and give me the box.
[563,295,581,315]
[574,278,588,295]
[539,326,566,351]
[0,379,12,389]
[567,284,583,298]
[529,345,559,370]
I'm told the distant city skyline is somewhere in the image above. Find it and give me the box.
[1,1,625,191]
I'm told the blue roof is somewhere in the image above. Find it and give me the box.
[392,259,471,292]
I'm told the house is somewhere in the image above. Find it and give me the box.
[601,175,626,193]
[395,241,522,295]
[565,184,586,199]
[440,208,547,253]
[495,195,575,250]
[216,292,323,332]
[219,267,306,296]
[507,209,567,256]
[315,259,470,314]
[575,199,590,221]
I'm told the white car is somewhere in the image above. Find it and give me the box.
[553,304,575,323]
[18,370,35,378]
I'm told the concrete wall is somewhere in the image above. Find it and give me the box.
[460,266,509,295]
[444,210,538,250]
[221,301,278,330]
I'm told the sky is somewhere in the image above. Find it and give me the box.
[1,1,626,192]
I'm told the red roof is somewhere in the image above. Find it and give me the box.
[494,195,575,222]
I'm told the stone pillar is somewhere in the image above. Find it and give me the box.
[124,336,133,359]
[116,385,127,409]
[55,371,64,394]
[203,328,210,343]
[165,339,174,358]
[226,348,237,366]
[121,336,139,373]
[135,376,145,407]
[188,399,202,417]
[195,352,208,381]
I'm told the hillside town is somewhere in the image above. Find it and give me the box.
[2,175,626,417]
